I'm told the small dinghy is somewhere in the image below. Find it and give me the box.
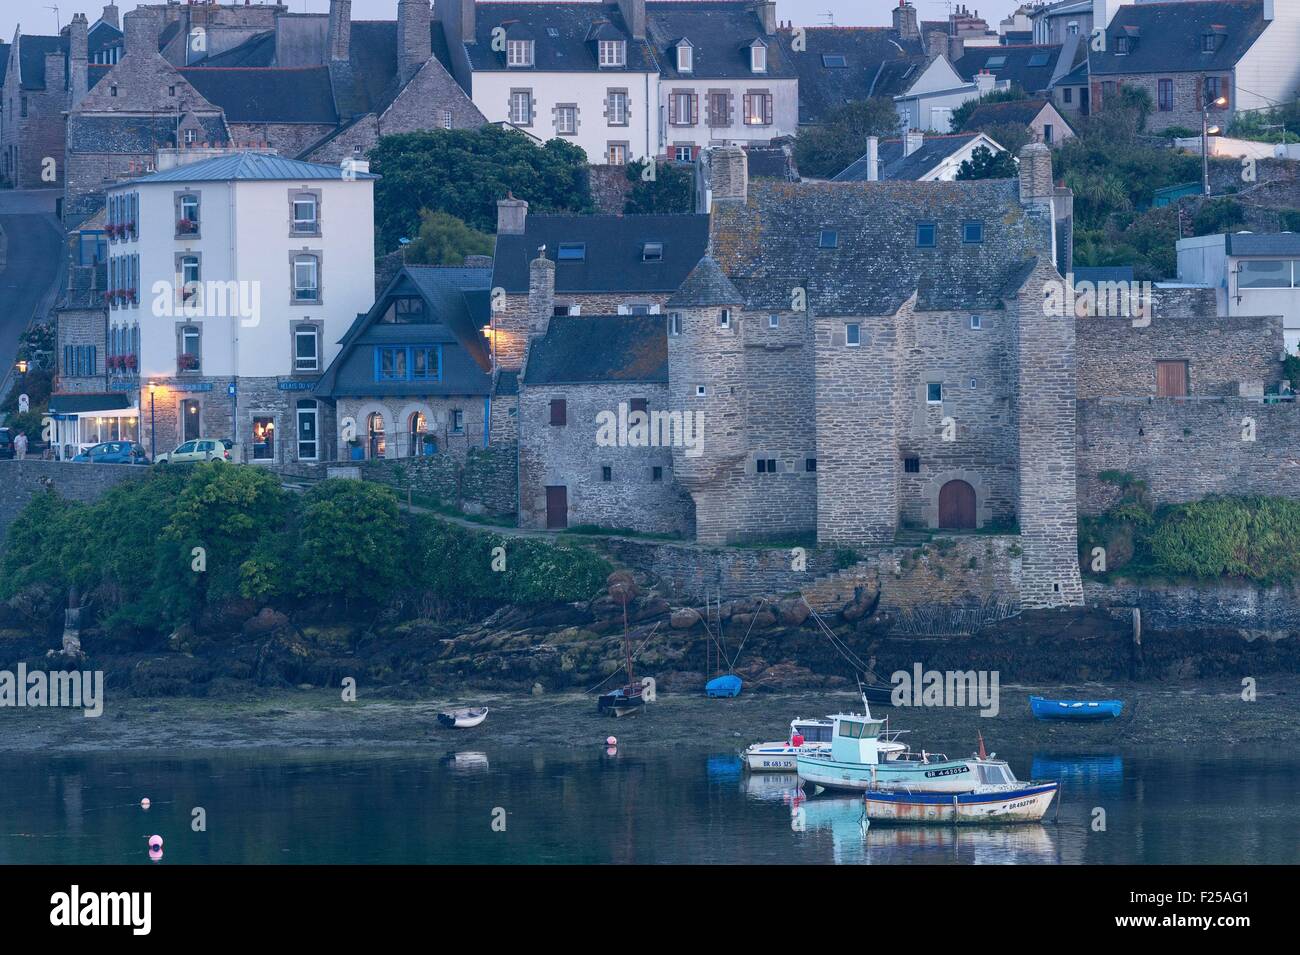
[862,781,1059,825]
[1030,696,1123,721]
[438,706,489,729]
[706,674,742,698]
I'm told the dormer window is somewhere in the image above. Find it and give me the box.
[599,40,626,67]
[507,39,534,67]
[750,41,767,74]
[677,40,693,73]
[1202,32,1220,53]
[1115,36,1130,55]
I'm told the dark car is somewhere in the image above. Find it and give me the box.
[0,428,13,460]
[72,441,150,465]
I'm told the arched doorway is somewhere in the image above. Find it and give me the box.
[408,411,435,457]
[938,480,977,529]
[367,412,386,459]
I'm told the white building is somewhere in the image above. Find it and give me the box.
[102,151,376,463]
[1176,231,1300,355]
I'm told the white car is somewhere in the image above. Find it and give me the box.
[154,439,232,465]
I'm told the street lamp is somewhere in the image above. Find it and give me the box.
[15,359,28,374]
[148,381,157,459]
[1202,92,1230,195]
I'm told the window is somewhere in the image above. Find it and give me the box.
[411,346,440,380]
[377,346,408,381]
[374,346,441,382]
[750,43,767,73]
[598,40,626,67]
[970,377,979,389]
[671,91,697,126]
[184,128,197,145]
[821,54,847,67]
[168,85,176,97]
[601,465,613,482]
[367,412,385,458]
[294,326,319,371]
[555,104,578,135]
[1027,52,1051,67]
[805,458,817,472]
[668,313,682,336]
[969,315,982,330]
[984,56,1007,69]
[916,222,937,248]
[292,194,319,234]
[769,314,780,329]
[180,326,201,373]
[719,309,731,328]
[442,109,453,130]
[1158,78,1174,112]
[756,457,778,474]
[1238,259,1295,288]
[296,400,318,460]
[1063,87,1073,105]
[177,194,200,235]
[904,455,920,473]
[677,43,693,73]
[451,409,465,434]
[652,466,663,482]
[846,323,861,347]
[674,144,693,162]
[251,417,275,461]
[607,90,629,126]
[1043,124,1054,145]
[1115,36,1129,55]
[819,230,839,249]
[507,39,534,67]
[695,385,707,397]
[709,91,730,127]
[550,399,567,426]
[293,254,320,303]
[926,382,943,403]
[557,243,586,262]
[963,221,984,244]
[509,90,532,124]
[1205,76,1227,108]
[179,255,201,301]
[743,92,773,126]
[1202,33,1219,53]
[607,142,627,165]
[642,241,663,262]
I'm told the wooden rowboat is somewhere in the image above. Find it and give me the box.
[438,706,489,728]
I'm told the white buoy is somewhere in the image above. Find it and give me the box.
[140,798,151,810]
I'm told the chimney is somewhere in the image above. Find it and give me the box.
[69,13,89,108]
[1018,142,1054,205]
[446,0,478,45]
[1092,0,1122,32]
[866,136,880,181]
[974,69,995,97]
[327,0,352,63]
[710,146,748,203]
[948,35,965,61]
[497,193,529,235]
[122,7,161,58]
[397,0,433,84]
[893,1,920,41]
[756,1,777,36]
[1264,0,1275,21]
[527,254,556,339]
[904,130,924,157]
[617,0,647,40]
[924,29,947,57]
[100,3,120,31]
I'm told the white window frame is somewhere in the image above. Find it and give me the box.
[846,323,861,347]
[927,382,943,404]
[555,105,577,135]
[507,39,534,67]
[751,44,767,74]
[677,44,693,73]
[719,308,731,329]
[295,326,319,372]
[510,90,533,125]
[668,313,682,336]
[296,401,319,461]
[292,195,318,233]
[599,40,626,67]
[294,255,320,303]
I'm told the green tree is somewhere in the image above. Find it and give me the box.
[370,126,594,252]
[793,98,902,179]
[624,159,693,214]
[405,210,495,266]
[1191,197,1246,236]
[956,145,1019,180]
[296,479,404,605]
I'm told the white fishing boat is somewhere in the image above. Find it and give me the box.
[862,780,1059,824]
[742,717,835,772]
[438,706,489,728]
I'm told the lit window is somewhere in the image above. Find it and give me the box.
[607,142,627,165]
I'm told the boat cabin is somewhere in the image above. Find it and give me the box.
[828,714,890,765]
[790,719,833,744]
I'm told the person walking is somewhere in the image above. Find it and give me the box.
[13,431,27,460]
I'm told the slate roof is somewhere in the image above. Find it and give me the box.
[707,178,1047,316]
[66,114,230,154]
[1090,0,1267,76]
[872,54,941,97]
[117,152,376,186]
[316,266,494,399]
[790,27,926,124]
[0,41,11,88]
[745,142,798,181]
[833,133,995,182]
[647,1,796,81]
[180,67,339,124]
[1224,232,1300,256]
[199,32,277,68]
[960,98,1068,131]
[524,315,668,385]
[88,20,123,61]
[492,213,710,294]
[954,44,1063,93]
[465,3,657,72]
[667,255,742,308]
[18,34,66,89]
[59,264,109,310]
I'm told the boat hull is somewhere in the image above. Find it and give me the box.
[1030,696,1123,721]
[796,754,979,793]
[438,708,488,728]
[863,783,1059,825]
[744,742,830,772]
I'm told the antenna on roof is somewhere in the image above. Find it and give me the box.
[45,6,61,33]
[819,11,835,26]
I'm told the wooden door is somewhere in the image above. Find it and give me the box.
[1156,361,1188,398]
[545,486,568,530]
[938,480,977,530]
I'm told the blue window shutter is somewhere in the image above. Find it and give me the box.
[373,347,380,382]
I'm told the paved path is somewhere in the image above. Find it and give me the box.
[0,190,64,401]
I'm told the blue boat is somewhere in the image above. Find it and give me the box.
[1030,696,1123,721]
[706,674,743,698]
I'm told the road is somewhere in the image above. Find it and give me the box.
[0,190,64,401]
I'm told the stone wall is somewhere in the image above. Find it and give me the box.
[355,445,517,518]
[1077,398,1300,513]
[589,163,634,214]
[601,537,844,601]
[1085,579,1300,639]
[0,460,149,549]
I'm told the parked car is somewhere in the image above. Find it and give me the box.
[0,428,13,460]
[154,438,231,465]
[71,441,150,465]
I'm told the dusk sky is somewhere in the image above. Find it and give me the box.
[3,1,1029,42]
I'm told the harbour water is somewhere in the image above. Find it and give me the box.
[0,746,1295,864]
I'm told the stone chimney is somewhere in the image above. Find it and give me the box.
[756,1,777,36]
[445,0,478,45]
[904,130,924,157]
[68,13,89,108]
[327,0,352,63]
[974,69,995,97]
[397,0,433,85]
[617,0,647,40]
[1018,142,1054,205]
[925,29,948,57]
[497,193,529,235]
[948,35,965,61]
[527,253,556,338]
[710,146,748,203]
[123,7,161,59]
[893,1,920,40]
[865,136,880,181]
[100,3,120,31]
